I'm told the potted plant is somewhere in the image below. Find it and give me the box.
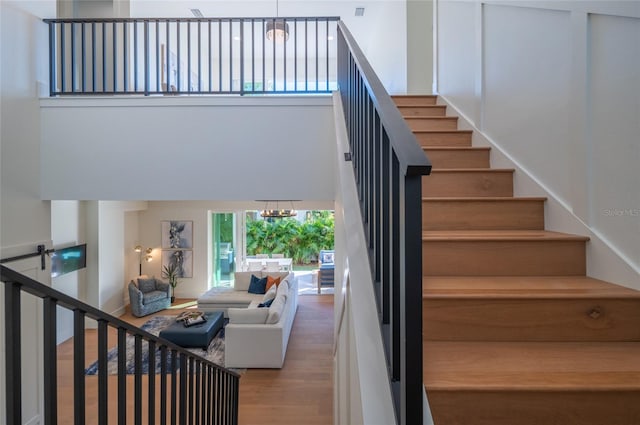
[162,263,179,303]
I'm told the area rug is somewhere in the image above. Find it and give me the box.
[85,316,240,375]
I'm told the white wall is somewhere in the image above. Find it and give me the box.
[40,96,336,201]
[51,200,88,343]
[1,2,51,247]
[87,201,147,315]
[1,2,55,423]
[361,2,409,94]
[435,0,640,288]
[407,0,434,94]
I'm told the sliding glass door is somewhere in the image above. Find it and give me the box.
[210,212,236,287]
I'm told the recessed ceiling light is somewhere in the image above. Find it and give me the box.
[355,7,365,17]
[190,8,203,18]
[327,35,334,41]
[233,36,241,41]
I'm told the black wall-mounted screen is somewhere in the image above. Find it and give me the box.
[51,244,87,278]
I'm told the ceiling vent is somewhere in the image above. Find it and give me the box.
[190,9,203,18]
[355,7,365,17]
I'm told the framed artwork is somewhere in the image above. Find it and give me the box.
[162,250,193,278]
[162,221,193,249]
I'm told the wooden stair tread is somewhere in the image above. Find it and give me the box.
[392,95,437,100]
[413,129,472,134]
[422,276,640,299]
[424,341,640,391]
[429,168,514,173]
[398,104,443,108]
[423,196,546,201]
[405,116,457,120]
[423,230,590,242]
[423,146,490,152]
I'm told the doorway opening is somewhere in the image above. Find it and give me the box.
[208,209,335,293]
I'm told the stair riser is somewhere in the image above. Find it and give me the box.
[392,95,437,106]
[423,149,490,169]
[398,106,447,116]
[406,117,459,131]
[423,299,640,341]
[426,391,640,425]
[414,132,472,147]
[423,200,545,230]
[422,240,586,275]
[423,172,514,197]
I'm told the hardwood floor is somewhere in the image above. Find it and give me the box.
[238,295,334,425]
[55,295,334,424]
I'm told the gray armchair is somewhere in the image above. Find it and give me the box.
[128,276,171,317]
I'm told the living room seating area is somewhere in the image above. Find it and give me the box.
[197,270,299,368]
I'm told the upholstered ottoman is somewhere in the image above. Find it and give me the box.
[159,312,224,349]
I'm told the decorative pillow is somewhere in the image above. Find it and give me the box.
[137,277,156,293]
[262,284,277,303]
[276,279,289,298]
[266,294,287,324]
[228,307,269,324]
[247,274,268,294]
[265,275,281,292]
[258,298,275,308]
[321,251,335,264]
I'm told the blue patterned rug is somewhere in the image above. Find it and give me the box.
[85,316,232,375]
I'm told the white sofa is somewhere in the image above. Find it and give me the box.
[197,271,298,368]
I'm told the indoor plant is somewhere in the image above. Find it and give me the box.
[162,263,180,303]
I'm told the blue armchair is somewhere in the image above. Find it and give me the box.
[128,276,171,317]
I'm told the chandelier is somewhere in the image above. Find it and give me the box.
[259,200,297,218]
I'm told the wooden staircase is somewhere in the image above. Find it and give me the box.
[393,95,640,425]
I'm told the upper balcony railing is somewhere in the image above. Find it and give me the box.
[44,17,339,96]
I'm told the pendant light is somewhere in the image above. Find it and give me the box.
[266,0,289,42]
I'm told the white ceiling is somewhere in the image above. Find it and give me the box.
[129,0,399,51]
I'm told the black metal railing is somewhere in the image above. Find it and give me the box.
[336,21,432,425]
[44,17,339,96]
[1,264,240,425]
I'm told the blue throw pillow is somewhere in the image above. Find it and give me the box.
[258,298,275,308]
[248,274,268,294]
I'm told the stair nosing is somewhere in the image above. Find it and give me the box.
[398,104,445,108]
[413,129,472,134]
[392,94,437,98]
[428,168,515,173]
[421,276,640,299]
[422,146,490,151]
[422,230,590,242]
[423,196,547,201]
[405,116,458,120]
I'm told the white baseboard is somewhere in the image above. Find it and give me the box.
[110,305,126,318]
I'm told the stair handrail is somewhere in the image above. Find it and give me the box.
[336,21,431,176]
[2,264,240,424]
[336,20,432,425]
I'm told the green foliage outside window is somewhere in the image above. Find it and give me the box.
[246,211,334,264]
